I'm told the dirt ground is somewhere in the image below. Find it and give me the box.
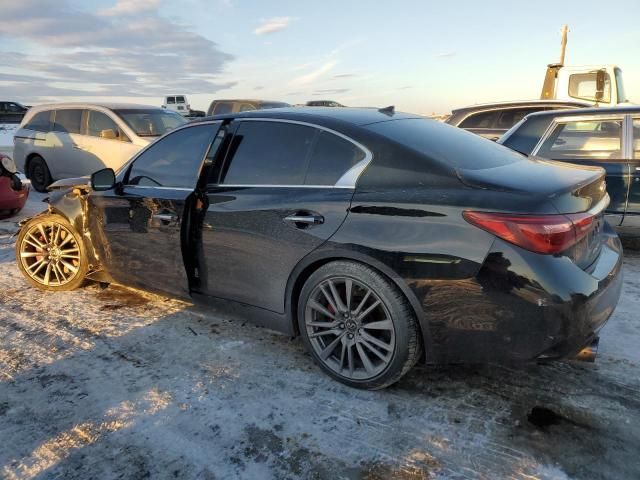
[0,205,639,479]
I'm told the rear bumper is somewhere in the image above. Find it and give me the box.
[421,223,623,364]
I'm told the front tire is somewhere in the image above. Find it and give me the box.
[16,214,88,291]
[28,155,52,192]
[297,261,421,389]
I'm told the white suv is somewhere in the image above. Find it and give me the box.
[13,103,187,191]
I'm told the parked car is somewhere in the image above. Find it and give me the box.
[206,99,290,116]
[13,103,188,192]
[0,101,30,124]
[0,153,29,218]
[161,95,205,118]
[306,100,345,107]
[16,108,622,389]
[498,105,640,237]
[446,100,591,141]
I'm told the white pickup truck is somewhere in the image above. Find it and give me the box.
[161,95,205,118]
[539,26,631,106]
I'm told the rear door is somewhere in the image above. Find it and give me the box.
[50,109,89,179]
[88,122,220,297]
[626,118,640,227]
[199,119,369,313]
[534,116,628,225]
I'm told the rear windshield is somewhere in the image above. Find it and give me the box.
[115,109,187,137]
[501,116,553,155]
[366,118,524,170]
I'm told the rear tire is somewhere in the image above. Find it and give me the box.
[297,261,421,389]
[28,156,52,192]
[16,214,88,291]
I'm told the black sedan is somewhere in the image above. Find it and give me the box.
[15,107,623,389]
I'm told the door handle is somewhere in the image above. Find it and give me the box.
[284,214,324,226]
[153,213,178,223]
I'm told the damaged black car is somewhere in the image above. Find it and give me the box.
[15,107,623,389]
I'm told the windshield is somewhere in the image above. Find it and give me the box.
[259,102,290,109]
[114,109,188,137]
[615,68,628,103]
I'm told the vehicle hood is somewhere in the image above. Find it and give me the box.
[456,157,606,213]
[48,176,90,191]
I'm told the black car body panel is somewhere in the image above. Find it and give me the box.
[0,101,29,123]
[31,107,623,367]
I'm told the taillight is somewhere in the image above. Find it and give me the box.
[463,211,595,254]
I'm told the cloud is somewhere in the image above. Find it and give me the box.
[0,0,234,101]
[290,61,337,86]
[313,88,350,95]
[254,17,292,35]
[333,73,356,79]
[435,52,456,58]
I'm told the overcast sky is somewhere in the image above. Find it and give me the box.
[0,0,638,114]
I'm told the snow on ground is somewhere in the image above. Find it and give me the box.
[0,197,639,479]
[0,124,17,157]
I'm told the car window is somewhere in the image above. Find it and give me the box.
[458,111,499,129]
[239,103,256,112]
[568,72,611,103]
[115,109,187,137]
[305,131,366,185]
[127,124,215,188]
[213,102,233,115]
[221,121,316,185]
[167,97,175,104]
[495,108,540,130]
[87,110,128,141]
[7,103,22,112]
[634,119,640,159]
[24,111,52,132]
[500,116,553,155]
[176,96,185,103]
[52,109,83,134]
[537,119,622,161]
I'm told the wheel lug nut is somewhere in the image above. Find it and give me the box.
[339,323,344,329]
[347,333,354,339]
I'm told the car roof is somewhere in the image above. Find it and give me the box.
[27,102,162,111]
[209,99,288,104]
[196,107,422,127]
[451,99,592,114]
[524,105,640,119]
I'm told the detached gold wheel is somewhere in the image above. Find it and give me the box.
[16,214,88,291]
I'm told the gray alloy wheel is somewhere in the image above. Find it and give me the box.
[16,214,88,291]
[305,276,396,380]
[298,261,421,389]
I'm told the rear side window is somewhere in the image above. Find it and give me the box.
[127,124,215,188]
[239,103,256,112]
[213,102,233,115]
[167,97,176,104]
[495,108,540,130]
[24,111,52,132]
[221,121,315,185]
[459,111,499,129]
[537,119,623,161]
[634,119,640,159]
[367,118,524,171]
[52,109,83,134]
[305,131,366,185]
[176,96,185,103]
[501,116,553,155]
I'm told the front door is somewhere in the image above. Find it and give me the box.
[534,116,628,224]
[199,119,368,313]
[88,122,220,297]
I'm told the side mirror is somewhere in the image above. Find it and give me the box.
[100,128,117,140]
[91,168,116,191]
[595,70,606,101]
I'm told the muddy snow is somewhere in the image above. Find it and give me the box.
[0,206,639,479]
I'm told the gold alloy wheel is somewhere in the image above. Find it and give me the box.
[19,221,82,287]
